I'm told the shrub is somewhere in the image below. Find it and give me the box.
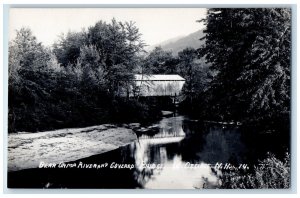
[218,152,290,189]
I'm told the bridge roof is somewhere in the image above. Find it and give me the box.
[134,74,185,81]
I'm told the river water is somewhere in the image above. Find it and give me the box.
[8,114,289,189]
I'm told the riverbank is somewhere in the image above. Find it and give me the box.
[8,124,137,172]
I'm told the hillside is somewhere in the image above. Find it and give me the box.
[147,29,205,56]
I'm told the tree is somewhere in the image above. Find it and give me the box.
[9,28,58,99]
[87,19,145,95]
[177,48,210,96]
[238,9,291,126]
[76,44,105,91]
[176,47,212,114]
[53,31,87,67]
[199,8,291,128]
[142,46,178,74]
[8,28,60,132]
[9,20,175,132]
[54,19,145,96]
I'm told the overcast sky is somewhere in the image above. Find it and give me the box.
[9,8,207,47]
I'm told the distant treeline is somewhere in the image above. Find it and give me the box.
[9,8,291,133]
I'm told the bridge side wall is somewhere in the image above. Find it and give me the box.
[134,80,185,97]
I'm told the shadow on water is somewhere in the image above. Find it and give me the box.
[8,115,289,189]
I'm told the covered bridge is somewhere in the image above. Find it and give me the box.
[132,74,185,97]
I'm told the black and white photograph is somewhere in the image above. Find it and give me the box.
[6,6,292,189]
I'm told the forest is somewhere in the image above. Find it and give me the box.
[8,8,291,134]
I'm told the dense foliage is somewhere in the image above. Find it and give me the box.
[141,46,178,74]
[8,20,153,132]
[8,9,291,134]
[197,8,291,131]
[219,153,290,189]
[53,19,145,96]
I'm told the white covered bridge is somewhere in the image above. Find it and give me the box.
[131,74,186,97]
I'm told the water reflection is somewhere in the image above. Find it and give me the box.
[126,115,237,189]
[9,114,286,188]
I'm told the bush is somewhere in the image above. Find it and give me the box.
[218,152,290,189]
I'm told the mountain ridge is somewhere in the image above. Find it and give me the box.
[146,29,205,56]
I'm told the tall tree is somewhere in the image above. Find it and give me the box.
[8,28,60,132]
[199,8,291,127]
[9,28,58,95]
[53,19,145,96]
[87,19,145,95]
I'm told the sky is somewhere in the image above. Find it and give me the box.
[9,8,207,47]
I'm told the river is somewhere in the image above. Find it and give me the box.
[8,114,289,189]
